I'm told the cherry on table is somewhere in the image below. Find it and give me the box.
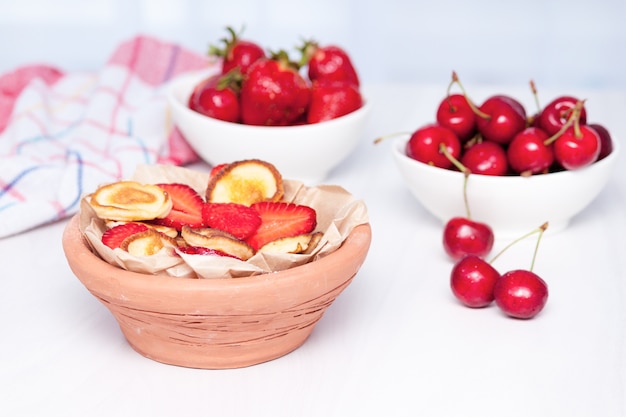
[490,221,550,319]
[494,269,549,319]
[450,254,501,308]
[438,150,495,261]
[443,217,495,261]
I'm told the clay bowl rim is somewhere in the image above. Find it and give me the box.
[62,215,372,312]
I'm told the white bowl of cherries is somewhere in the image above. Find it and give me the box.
[389,73,619,239]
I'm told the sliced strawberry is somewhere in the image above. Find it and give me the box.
[209,163,228,179]
[246,202,317,251]
[202,202,262,240]
[101,222,149,249]
[178,245,238,258]
[153,183,205,230]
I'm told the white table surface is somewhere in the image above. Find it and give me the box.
[2,83,625,417]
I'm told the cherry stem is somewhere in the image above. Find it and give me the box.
[373,131,412,145]
[444,75,457,111]
[446,74,455,97]
[530,80,541,114]
[438,142,469,174]
[488,222,549,267]
[543,100,586,146]
[450,71,491,120]
[462,170,471,219]
[529,222,548,272]
[573,101,584,139]
[439,143,472,218]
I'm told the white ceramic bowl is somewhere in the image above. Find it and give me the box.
[167,70,370,183]
[392,135,620,238]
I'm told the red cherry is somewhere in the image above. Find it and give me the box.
[499,94,527,119]
[450,255,501,308]
[443,217,495,261]
[446,73,526,145]
[507,127,554,175]
[553,125,601,170]
[436,94,477,142]
[405,124,462,169]
[188,73,241,123]
[475,95,527,145]
[587,123,613,161]
[494,269,548,319]
[460,141,509,176]
[538,96,587,136]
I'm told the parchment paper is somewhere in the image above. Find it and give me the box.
[79,164,369,279]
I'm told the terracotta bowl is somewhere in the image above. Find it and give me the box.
[62,215,371,369]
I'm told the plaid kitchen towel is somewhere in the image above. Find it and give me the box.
[0,35,216,238]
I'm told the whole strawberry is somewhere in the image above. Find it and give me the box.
[188,70,242,123]
[240,51,311,126]
[300,40,360,87]
[307,80,362,123]
[209,26,265,75]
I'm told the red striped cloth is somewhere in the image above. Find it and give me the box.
[0,35,216,238]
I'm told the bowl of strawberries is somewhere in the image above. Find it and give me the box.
[168,28,370,183]
[62,159,371,369]
[388,73,620,238]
